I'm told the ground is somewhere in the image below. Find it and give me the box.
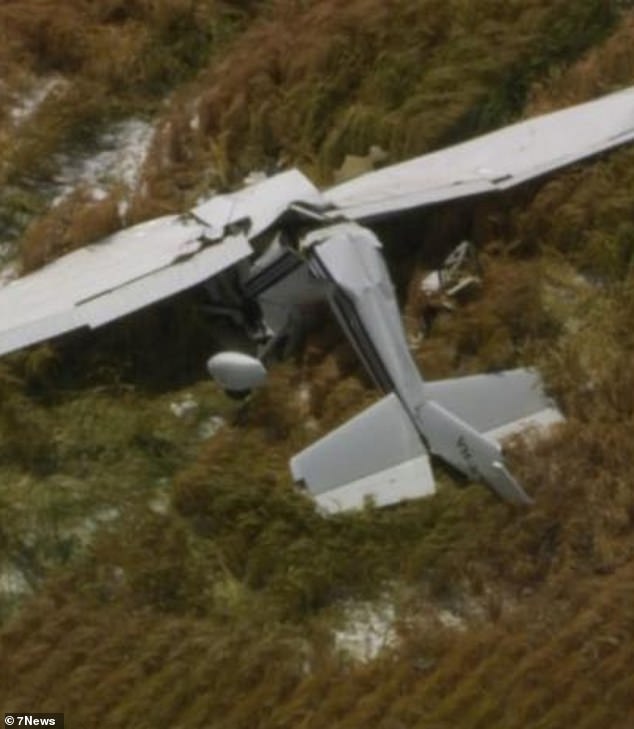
[1,2,633,727]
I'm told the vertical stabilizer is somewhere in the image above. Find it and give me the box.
[415,400,532,504]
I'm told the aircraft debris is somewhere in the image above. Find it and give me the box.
[420,241,482,333]
[5,84,634,511]
[421,241,481,298]
[198,415,226,440]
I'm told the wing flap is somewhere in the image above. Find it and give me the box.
[0,216,204,332]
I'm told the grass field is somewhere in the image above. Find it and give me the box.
[1,1,633,726]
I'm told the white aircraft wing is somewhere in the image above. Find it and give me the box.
[0,215,251,357]
[325,85,634,221]
[0,170,324,358]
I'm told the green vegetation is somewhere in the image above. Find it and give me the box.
[141,0,620,197]
[1,1,634,727]
[0,0,257,260]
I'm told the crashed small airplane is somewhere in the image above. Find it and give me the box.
[3,85,634,512]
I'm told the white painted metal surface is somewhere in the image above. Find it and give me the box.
[0,216,199,322]
[193,169,323,239]
[291,393,435,511]
[80,235,251,328]
[0,171,322,358]
[305,222,424,401]
[314,455,435,513]
[0,219,250,356]
[207,350,268,391]
[423,369,561,436]
[326,85,634,220]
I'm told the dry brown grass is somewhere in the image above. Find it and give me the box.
[0,0,253,267]
[2,2,634,728]
[138,0,614,208]
[1,560,633,727]
[19,188,123,272]
[0,0,233,86]
[527,9,634,112]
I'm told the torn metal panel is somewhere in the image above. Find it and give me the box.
[0,236,252,355]
[192,169,324,239]
[0,229,252,359]
[326,85,634,220]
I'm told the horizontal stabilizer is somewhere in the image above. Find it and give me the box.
[424,368,563,443]
[291,394,434,513]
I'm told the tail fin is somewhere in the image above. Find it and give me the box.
[291,369,562,512]
[415,400,532,504]
[416,368,563,504]
[291,394,434,513]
